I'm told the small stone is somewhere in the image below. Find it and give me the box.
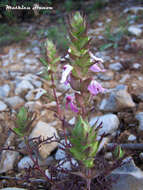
[139,152,143,160]
[15,80,34,95]
[119,74,130,83]
[57,159,78,171]
[99,85,135,112]
[0,101,7,111]
[0,84,10,98]
[90,114,119,136]
[109,62,123,71]
[105,152,113,160]
[55,139,70,160]
[5,96,24,109]
[135,112,143,133]
[128,25,142,36]
[24,101,42,112]
[132,63,141,69]
[128,134,137,141]
[25,88,47,101]
[29,121,59,159]
[97,71,114,81]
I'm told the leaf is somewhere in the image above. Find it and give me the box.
[99,43,113,51]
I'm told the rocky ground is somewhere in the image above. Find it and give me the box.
[1,1,143,190]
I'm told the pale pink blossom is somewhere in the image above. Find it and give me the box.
[88,80,106,96]
[89,51,104,63]
[90,64,106,72]
[60,64,73,83]
[66,96,79,113]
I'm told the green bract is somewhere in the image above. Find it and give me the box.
[70,116,101,168]
[69,12,92,78]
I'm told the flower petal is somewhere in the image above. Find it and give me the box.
[90,64,106,72]
[88,80,106,95]
[66,95,79,113]
[89,51,103,63]
[60,64,73,83]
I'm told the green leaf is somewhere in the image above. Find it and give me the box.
[99,43,113,51]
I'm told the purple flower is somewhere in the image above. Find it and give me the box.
[60,64,73,84]
[90,64,106,72]
[88,80,106,96]
[66,96,79,113]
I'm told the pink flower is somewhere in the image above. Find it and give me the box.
[66,96,79,113]
[90,64,106,72]
[60,64,73,84]
[88,80,106,96]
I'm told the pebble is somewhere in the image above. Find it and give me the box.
[109,62,123,71]
[135,112,143,133]
[99,86,135,112]
[97,71,114,81]
[89,113,119,136]
[0,84,10,98]
[128,134,137,142]
[15,80,34,95]
[29,121,59,159]
[25,88,47,101]
[0,101,7,111]
[5,96,24,109]
[128,25,142,36]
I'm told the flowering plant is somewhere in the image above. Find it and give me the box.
[12,12,125,190]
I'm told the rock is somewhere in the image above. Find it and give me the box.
[138,93,143,101]
[5,96,24,109]
[89,114,119,136]
[109,62,123,71]
[25,88,47,101]
[128,25,142,36]
[0,101,7,111]
[135,112,143,133]
[0,133,19,173]
[97,71,114,81]
[0,84,10,98]
[119,74,130,83]
[132,63,141,70]
[111,157,143,190]
[105,152,113,160]
[99,85,135,112]
[124,6,143,14]
[24,101,42,112]
[23,57,38,65]
[0,188,26,190]
[128,134,137,142]
[16,74,42,88]
[15,80,34,95]
[55,139,70,160]
[139,153,143,161]
[57,159,78,171]
[29,121,59,159]
[18,155,53,169]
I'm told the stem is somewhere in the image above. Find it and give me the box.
[50,72,61,117]
[86,169,91,190]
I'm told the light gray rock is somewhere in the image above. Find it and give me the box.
[55,139,70,160]
[58,159,78,171]
[128,134,136,142]
[89,113,119,136]
[138,93,143,101]
[0,84,10,98]
[15,80,34,95]
[135,112,143,133]
[0,133,19,173]
[18,155,53,169]
[139,153,143,161]
[109,62,123,71]
[128,25,142,36]
[5,96,24,109]
[97,71,114,81]
[23,57,38,65]
[111,157,143,190]
[29,121,59,159]
[99,85,135,112]
[25,88,47,101]
[124,6,143,14]
[0,101,7,111]
[132,63,141,69]
[24,101,42,112]
[105,152,113,160]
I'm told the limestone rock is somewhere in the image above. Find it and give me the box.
[29,121,59,159]
[128,25,142,36]
[111,157,143,190]
[135,112,143,133]
[99,85,135,112]
[5,96,24,109]
[0,101,7,111]
[89,113,119,136]
[15,80,34,95]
